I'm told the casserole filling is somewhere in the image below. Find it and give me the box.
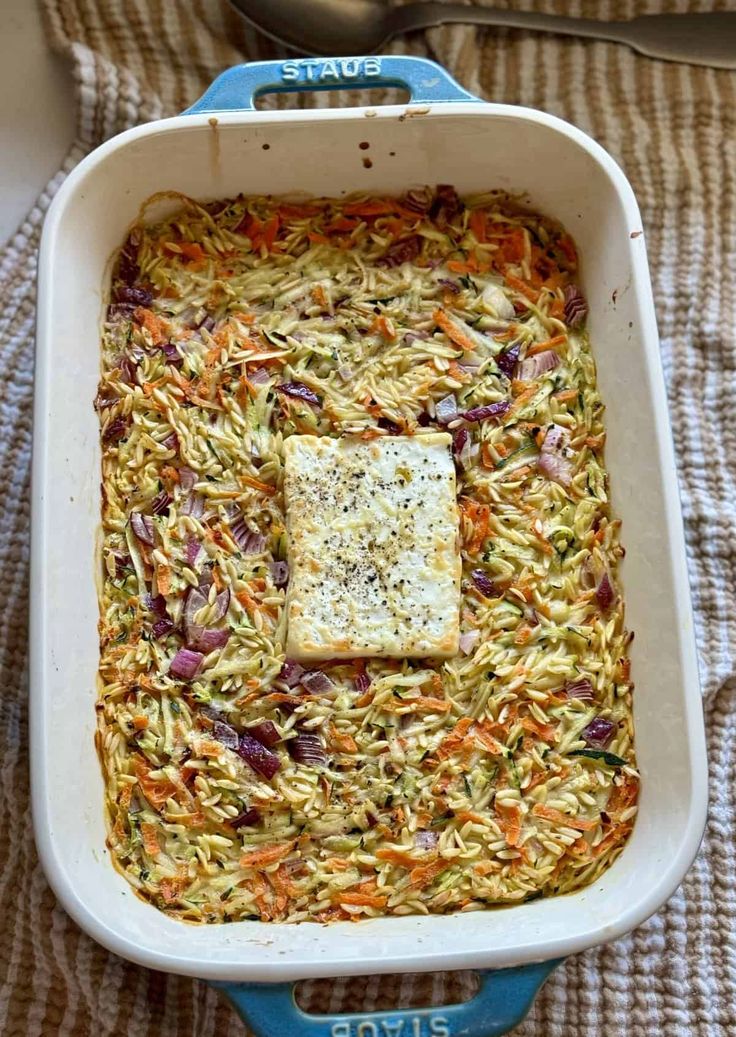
[96,186,638,924]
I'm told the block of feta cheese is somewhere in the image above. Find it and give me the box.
[283,433,461,660]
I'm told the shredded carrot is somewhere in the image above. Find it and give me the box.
[371,314,396,340]
[325,857,351,872]
[134,307,167,345]
[474,723,505,755]
[132,715,149,731]
[178,241,206,262]
[455,810,488,826]
[413,696,452,714]
[520,716,558,742]
[376,847,427,869]
[343,199,397,217]
[409,858,450,888]
[337,892,388,908]
[474,860,498,876]
[553,388,578,402]
[446,259,477,275]
[531,804,597,831]
[240,473,276,495]
[496,802,522,846]
[111,784,133,842]
[469,209,487,242]
[459,497,491,554]
[432,308,476,351]
[307,231,330,245]
[504,272,540,304]
[591,822,632,858]
[159,876,189,903]
[329,725,358,754]
[525,334,567,358]
[134,757,177,809]
[437,717,474,760]
[557,235,578,267]
[311,284,328,307]
[240,842,294,869]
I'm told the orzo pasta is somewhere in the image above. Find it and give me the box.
[96,186,638,923]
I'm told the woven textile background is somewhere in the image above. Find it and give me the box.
[1,0,734,1033]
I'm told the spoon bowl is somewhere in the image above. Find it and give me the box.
[229,0,736,70]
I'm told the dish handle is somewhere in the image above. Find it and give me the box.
[211,959,561,1037]
[184,55,481,113]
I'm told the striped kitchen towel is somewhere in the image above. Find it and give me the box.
[0,0,733,1033]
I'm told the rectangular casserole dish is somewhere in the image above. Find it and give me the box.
[31,56,707,1036]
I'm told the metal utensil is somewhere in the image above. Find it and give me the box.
[229,0,736,69]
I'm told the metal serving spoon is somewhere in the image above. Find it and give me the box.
[230,0,736,69]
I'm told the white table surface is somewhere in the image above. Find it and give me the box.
[1,0,76,243]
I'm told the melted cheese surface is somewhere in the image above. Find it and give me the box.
[284,434,461,660]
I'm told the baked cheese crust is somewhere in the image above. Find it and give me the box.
[284,434,461,660]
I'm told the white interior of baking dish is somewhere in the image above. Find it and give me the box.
[32,103,707,981]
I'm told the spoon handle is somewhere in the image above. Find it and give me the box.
[392,2,736,68]
[392,1,634,44]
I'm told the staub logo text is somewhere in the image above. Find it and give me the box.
[330,1016,450,1037]
[280,58,383,83]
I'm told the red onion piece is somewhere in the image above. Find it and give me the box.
[430,185,463,226]
[538,453,573,487]
[151,491,171,516]
[461,400,510,423]
[288,732,328,767]
[337,364,354,383]
[496,342,521,379]
[185,538,202,567]
[275,382,321,407]
[103,415,130,444]
[211,587,231,622]
[354,670,372,693]
[184,586,208,635]
[152,617,174,640]
[229,515,266,554]
[130,512,154,546]
[517,350,559,382]
[459,629,481,655]
[270,560,289,588]
[162,431,179,451]
[471,570,498,598]
[212,719,239,750]
[596,572,615,611]
[377,235,422,268]
[248,720,281,747]
[438,278,460,294]
[181,493,205,519]
[582,717,616,748]
[238,732,281,779]
[300,670,334,695]
[114,284,152,307]
[414,830,439,850]
[538,424,573,488]
[248,366,270,385]
[189,628,230,653]
[231,807,261,828]
[179,466,197,491]
[435,394,458,425]
[280,659,305,688]
[452,426,472,469]
[161,342,183,366]
[564,677,595,701]
[146,594,168,617]
[402,186,434,213]
[169,648,204,680]
[564,284,588,328]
